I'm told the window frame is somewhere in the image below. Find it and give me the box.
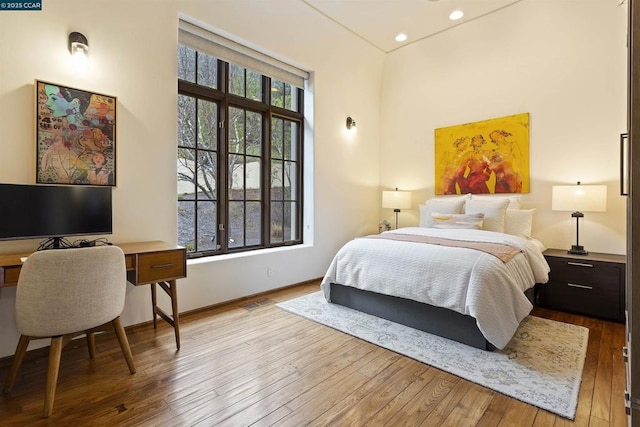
[178,54,304,258]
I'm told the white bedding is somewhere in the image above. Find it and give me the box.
[320,227,550,349]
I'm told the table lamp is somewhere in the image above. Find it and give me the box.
[551,182,607,255]
[382,188,412,229]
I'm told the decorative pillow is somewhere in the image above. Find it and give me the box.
[505,208,535,238]
[464,199,509,233]
[471,194,521,210]
[419,198,466,228]
[431,212,484,229]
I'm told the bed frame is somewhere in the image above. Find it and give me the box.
[329,282,537,351]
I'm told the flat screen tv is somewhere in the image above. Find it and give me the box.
[0,183,112,248]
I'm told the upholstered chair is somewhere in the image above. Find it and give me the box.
[3,246,136,418]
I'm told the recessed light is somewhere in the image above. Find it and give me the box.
[449,9,464,20]
[395,33,408,42]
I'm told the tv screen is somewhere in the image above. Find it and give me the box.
[0,184,112,244]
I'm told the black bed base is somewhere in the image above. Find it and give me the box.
[329,283,535,351]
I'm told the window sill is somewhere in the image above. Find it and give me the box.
[186,243,313,266]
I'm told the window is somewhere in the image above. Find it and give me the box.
[177,31,305,258]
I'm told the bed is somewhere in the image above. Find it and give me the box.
[320,225,550,351]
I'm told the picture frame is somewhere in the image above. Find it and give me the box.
[434,112,530,195]
[35,80,116,186]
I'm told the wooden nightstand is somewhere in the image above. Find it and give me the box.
[538,249,626,323]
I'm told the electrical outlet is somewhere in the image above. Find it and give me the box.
[267,267,274,277]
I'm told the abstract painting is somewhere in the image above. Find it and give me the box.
[35,80,116,186]
[435,112,530,195]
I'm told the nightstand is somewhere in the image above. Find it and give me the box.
[538,249,625,323]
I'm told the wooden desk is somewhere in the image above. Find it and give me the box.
[0,241,187,349]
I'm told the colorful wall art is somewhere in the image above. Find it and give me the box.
[36,80,116,186]
[435,112,530,195]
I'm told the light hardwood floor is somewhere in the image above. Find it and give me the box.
[0,280,627,426]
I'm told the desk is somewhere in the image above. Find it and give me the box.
[0,241,187,349]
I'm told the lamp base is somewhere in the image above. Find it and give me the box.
[568,245,588,256]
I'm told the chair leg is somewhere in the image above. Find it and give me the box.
[112,317,136,374]
[43,336,63,418]
[3,335,31,394]
[86,331,96,359]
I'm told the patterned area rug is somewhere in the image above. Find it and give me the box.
[276,291,588,420]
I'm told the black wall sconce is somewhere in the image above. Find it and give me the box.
[68,32,89,69]
[346,116,356,131]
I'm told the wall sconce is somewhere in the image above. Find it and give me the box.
[382,187,412,229]
[552,181,607,255]
[346,116,356,131]
[68,31,89,70]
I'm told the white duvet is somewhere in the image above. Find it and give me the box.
[320,227,550,349]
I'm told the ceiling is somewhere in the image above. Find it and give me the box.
[302,0,522,53]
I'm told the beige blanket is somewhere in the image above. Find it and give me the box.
[362,233,521,262]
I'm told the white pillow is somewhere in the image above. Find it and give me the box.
[470,194,521,210]
[432,212,484,230]
[426,194,471,204]
[505,208,535,238]
[419,198,466,227]
[464,199,509,233]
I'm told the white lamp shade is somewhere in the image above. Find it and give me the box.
[382,190,412,209]
[552,184,607,212]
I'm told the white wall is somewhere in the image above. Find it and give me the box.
[0,0,384,357]
[379,1,628,255]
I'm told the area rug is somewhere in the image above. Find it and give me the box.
[276,291,588,420]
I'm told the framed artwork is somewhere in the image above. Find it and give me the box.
[434,112,530,195]
[35,80,116,186]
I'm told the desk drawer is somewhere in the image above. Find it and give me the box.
[137,250,186,284]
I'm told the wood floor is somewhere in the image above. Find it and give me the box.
[0,280,627,426]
